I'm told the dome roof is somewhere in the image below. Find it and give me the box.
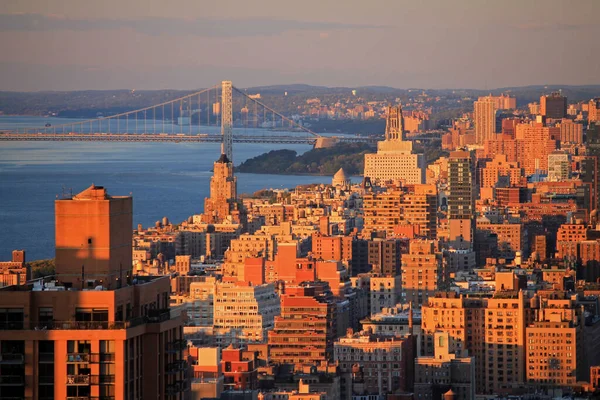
[333,168,348,180]
[332,168,350,187]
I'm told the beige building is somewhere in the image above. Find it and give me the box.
[559,119,583,143]
[364,105,425,185]
[525,294,584,389]
[414,331,476,400]
[362,185,437,239]
[422,291,532,395]
[547,151,571,182]
[213,281,280,346]
[370,275,402,315]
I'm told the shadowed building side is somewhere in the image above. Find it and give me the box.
[55,184,132,289]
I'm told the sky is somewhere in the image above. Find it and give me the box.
[0,0,599,91]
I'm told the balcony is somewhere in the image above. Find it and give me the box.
[167,360,188,374]
[147,309,171,323]
[0,375,25,385]
[67,353,93,363]
[0,354,24,364]
[66,374,92,385]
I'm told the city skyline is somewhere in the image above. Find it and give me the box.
[1,0,599,91]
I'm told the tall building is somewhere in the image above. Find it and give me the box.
[559,119,583,144]
[589,98,600,122]
[370,275,402,315]
[212,281,280,346]
[414,331,476,400]
[474,97,496,144]
[479,154,523,189]
[547,151,571,182]
[364,105,425,184]
[540,92,567,119]
[401,240,442,307]
[202,153,245,225]
[422,290,532,395]
[448,151,476,243]
[0,185,187,400]
[334,330,415,395]
[362,185,437,239]
[515,122,560,175]
[268,284,337,369]
[525,295,584,390]
[55,185,132,289]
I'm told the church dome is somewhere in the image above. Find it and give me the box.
[332,168,349,187]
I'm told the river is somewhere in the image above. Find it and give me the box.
[0,116,346,260]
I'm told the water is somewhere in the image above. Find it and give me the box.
[0,117,340,261]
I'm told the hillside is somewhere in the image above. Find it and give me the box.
[236,142,374,176]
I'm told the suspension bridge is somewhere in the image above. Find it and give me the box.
[0,81,385,155]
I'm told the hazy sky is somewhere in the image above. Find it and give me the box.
[1,0,599,91]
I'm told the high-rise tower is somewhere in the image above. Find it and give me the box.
[474,96,496,144]
[385,105,405,141]
[364,104,425,184]
[221,80,233,163]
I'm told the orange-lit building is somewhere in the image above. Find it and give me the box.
[0,250,29,288]
[414,331,475,400]
[559,119,583,144]
[479,154,523,189]
[525,294,584,389]
[422,291,532,395]
[268,284,337,369]
[401,240,442,307]
[202,153,245,225]
[0,185,186,400]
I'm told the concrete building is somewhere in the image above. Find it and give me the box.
[213,281,280,347]
[448,151,476,243]
[474,96,496,144]
[370,275,402,315]
[268,284,337,369]
[559,119,583,144]
[547,151,571,182]
[367,238,404,277]
[422,291,532,395]
[589,98,600,122]
[479,154,523,189]
[334,329,415,395]
[414,331,476,400]
[0,185,187,400]
[515,122,560,175]
[0,250,29,288]
[202,153,245,225]
[364,105,425,184]
[401,240,443,307]
[362,185,437,240]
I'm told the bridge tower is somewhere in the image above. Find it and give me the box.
[221,80,233,163]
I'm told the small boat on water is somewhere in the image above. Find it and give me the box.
[45,123,51,127]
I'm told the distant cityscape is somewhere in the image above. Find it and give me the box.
[2,82,600,400]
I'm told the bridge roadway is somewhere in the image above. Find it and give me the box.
[0,132,382,145]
